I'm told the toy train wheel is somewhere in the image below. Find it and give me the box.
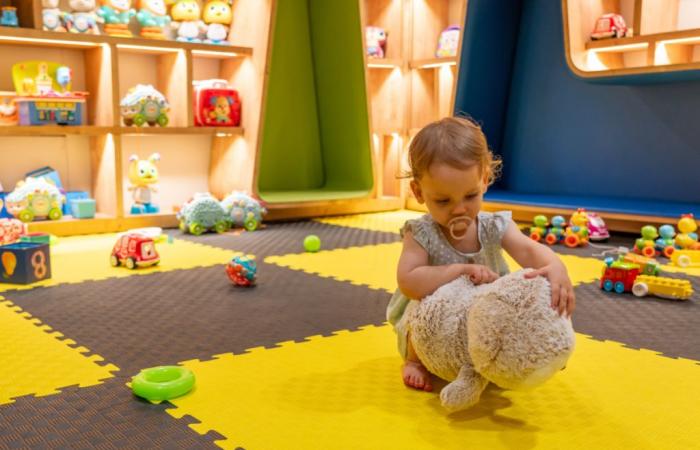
[663,246,675,258]
[189,223,205,236]
[48,208,62,221]
[214,220,229,234]
[126,257,137,270]
[614,281,625,294]
[157,114,169,127]
[133,114,146,127]
[529,231,541,242]
[564,234,579,248]
[677,255,691,268]
[632,282,648,297]
[110,255,119,267]
[545,234,558,245]
[642,246,656,258]
[603,279,613,292]
[244,217,259,232]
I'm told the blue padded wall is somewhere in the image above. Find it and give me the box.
[456,0,700,215]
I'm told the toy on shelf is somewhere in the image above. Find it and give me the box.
[0,242,51,285]
[226,255,256,287]
[12,61,88,126]
[671,249,700,269]
[436,25,460,58]
[177,192,230,235]
[120,84,169,127]
[128,153,160,214]
[6,177,64,223]
[70,198,96,218]
[0,6,18,27]
[42,0,66,31]
[131,366,195,403]
[220,191,266,231]
[0,218,27,245]
[675,214,700,250]
[111,233,159,269]
[591,13,629,40]
[0,94,18,126]
[563,209,589,248]
[135,0,171,39]
[365,26,387,59]
[63,0,101,34]
[193,79,241,127]
[586,212,609,241]
[170,0,205,43]
[97,0,135,37]
[600,258,692,300]
[202,0,232,45]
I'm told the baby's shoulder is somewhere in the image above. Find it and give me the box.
[401,214,438,250]
[478,210,512,244]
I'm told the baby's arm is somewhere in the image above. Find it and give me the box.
[397,231,496,300]
[501,220,575,316]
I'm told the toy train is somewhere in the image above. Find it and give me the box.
[600,256,692,300]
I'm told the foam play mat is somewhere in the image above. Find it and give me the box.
[1,211,699,449]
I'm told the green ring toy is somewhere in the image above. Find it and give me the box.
[131,366,195,402]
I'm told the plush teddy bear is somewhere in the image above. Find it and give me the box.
[407,270,575,412]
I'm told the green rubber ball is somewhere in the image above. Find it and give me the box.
[304,235,321,252]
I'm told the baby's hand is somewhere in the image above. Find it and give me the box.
[463,264,499,285]
[524,262,575,317]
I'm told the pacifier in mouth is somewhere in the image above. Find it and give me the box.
[447,216,472,241]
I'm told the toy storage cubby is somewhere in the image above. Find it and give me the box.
[0,1,272,235]
[565,0,700,82]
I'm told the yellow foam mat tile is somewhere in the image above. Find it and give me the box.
[0,298,118,405]
[265,243,602,293]
[315,210,424,234]
[0,233,238,292]
[168,325,700,450]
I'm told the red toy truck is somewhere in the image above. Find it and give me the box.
[110,233,160,269]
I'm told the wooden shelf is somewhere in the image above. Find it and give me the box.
[118,126,244,136]
[366,58,402,69]
[409,56,457,69]
[0,126,113,136]
[27,213,179,236]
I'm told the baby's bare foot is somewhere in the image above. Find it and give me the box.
[402,361,433,392]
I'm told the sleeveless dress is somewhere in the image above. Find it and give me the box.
[387,211,512,359]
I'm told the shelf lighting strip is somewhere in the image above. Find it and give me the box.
[367,62,398,69]
[658,36,700,46]
[418,61,457,69]
[0,35,99,47]
[191,49,240,58]
[590,42,648,53]
[116,43,181,53]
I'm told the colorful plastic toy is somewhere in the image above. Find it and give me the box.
[220,191,266,231]
[20,232,51,245]
[0,6,18,27]
[131,366,194,403]
[120,84,169,127]
[654,224,676,258]
[600,258,692,300]
[633,225,660,257]
[110,233,160,269]
[128,153,160,214]
[177,193,230,235]
[586,212,609,241]
[436,25,460,57]
[0,242,51,285]
[0,95,18,126]
[135,0,170,39]
[528,215,548,242]
[193,79,241,126]
[97,0,135,36]
[42,0,66,31]
[365,26,387,58]
[0,218,27,245]
[202,0,232,45]
[304,235,321,253]
[621,252,660,276]
[170,0,205,43]
[563,209,589,248]
[226,255,256,286]
[64,0,101,34]
[671,249,700,269]
[5,177,64,223]
[591,13,629,40]
[528,215,567,245]
[675,214,699,250]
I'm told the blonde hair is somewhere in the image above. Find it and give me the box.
[406,116,501,185]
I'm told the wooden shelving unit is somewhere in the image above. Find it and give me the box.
[0,1,273,236]
[564,0,700,80]
[360,0,467,201]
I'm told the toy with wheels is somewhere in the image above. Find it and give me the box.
[600,257,692,300]
[675,214,700,250]
[131,366,195,403]
[544,215,566,245]
[671,249,700,268]
[110,233,160,269]
[634,225,660,257]
[654,224,676,258]
[587,212,610,241]
[528,215,548,242]
[226,255,256,286]
[564,209,589,248]
[220,191,266,231]
[5,176,64,223]
[177,193,230,235]
[120,84,170,127]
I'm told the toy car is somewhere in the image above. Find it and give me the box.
[600,258,692,300]
[591,13,629,40]
[120,84,169,127]
[671,249,700,268]
[220,191,266,231]
[110,233,160,269]
[177,193,230,235]
[587,212,609,241]
[5,176,64,223]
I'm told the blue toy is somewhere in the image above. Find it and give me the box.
[655,224,677,258]
[220,191,267,231]
[1,6,19,26]
[0,242,51,285]
[226,255,256,286]
[177,193,230,235]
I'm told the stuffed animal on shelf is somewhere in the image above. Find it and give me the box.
[202,0,232,45]
[436,25,460,57]
[408,270,575,412]
[135,0,171,39]
[128,153,160,214]
[170,0,205,43]
[5,177,65,223]
[64,0,101,34]
[42,0,67,31]
[97,0,135,37]
[365,26,387,58]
